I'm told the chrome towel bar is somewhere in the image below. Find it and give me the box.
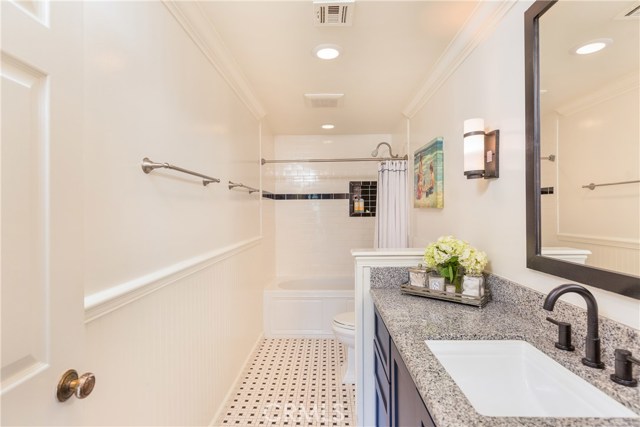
[228,181,259,194]
[582,180,640,190]
[141,157,220,186]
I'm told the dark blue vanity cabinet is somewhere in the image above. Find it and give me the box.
[391,342,437,427]
[374,307,436,427]
[374,307,391,427]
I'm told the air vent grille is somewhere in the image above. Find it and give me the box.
[313,0,354,26]
[304,93,344,108]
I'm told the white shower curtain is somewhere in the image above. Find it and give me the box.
[375,160,408,248]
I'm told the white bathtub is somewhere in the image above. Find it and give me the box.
[264,277,355,338]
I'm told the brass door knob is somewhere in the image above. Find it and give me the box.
[57,369,96,402]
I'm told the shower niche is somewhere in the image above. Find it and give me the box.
[349,181,377,217]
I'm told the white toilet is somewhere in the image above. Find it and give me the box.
[332,311,356,384]
[541,247,592,264]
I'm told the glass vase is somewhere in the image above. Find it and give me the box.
[435,266,463,293]
[451,271,464,294]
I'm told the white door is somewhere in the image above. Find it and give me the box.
[1,1,87,424]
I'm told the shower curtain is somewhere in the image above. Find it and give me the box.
[375,160,408,248]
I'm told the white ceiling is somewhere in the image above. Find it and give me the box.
[539,0,640,115]
[200,1,479,135]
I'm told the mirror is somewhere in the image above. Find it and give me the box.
[525,0,640,298]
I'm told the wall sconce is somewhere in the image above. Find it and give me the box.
[463,118,499,179]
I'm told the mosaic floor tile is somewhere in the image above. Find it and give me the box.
[215,339,356,427]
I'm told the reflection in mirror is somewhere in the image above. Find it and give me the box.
[539,1,639,274]
[525,0,640,298]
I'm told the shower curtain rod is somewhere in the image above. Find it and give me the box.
[261,155,408,165]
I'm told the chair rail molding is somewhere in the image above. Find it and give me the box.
[84,236,262,323]
[162,1,266,121]
[402,0,516,118]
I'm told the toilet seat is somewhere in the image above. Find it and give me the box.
[333,311,355,330]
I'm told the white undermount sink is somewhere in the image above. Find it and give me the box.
[425,340,638,418]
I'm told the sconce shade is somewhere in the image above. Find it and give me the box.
[464,118,485,179]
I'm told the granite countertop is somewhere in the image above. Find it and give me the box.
[371,288,640,427]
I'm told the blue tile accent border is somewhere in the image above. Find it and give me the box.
[262,192,349,200]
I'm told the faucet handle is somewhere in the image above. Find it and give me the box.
[610,349,640,387]
[546,317,575,351]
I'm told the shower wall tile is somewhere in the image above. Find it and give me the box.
[276,200,375,277]
[271,135,389,277]
[349,181,377,217]
[270,135,388,194]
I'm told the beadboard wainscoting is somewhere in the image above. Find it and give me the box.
[82,239,270,426]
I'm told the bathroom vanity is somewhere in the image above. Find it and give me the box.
[374,306,435,427]
[371,288,640,427]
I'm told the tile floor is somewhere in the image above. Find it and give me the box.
[215,338,356,427]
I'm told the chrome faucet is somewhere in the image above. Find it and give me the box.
[543,284,605,369]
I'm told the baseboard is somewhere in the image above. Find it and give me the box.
[264,333,336,339]
[209,333,264,427]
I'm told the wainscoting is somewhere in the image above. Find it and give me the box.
[82,239,272,426]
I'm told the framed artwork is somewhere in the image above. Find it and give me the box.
[414,137,444,208]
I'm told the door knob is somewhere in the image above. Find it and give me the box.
[57,369,96,402]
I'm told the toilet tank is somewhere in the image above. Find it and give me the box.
[541,247,592,264]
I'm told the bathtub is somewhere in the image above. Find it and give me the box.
[264,277,355,338]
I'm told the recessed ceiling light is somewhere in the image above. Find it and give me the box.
[313,44,341,60]
[573,38,613,55]
[321,124,335,130]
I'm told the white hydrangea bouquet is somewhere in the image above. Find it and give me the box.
[423,236,488,291]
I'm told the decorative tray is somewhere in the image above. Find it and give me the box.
[400,284,490,308]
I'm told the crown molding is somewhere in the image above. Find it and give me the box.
[402,0,516,118]
[555,73,639,117]
[163,1,267,120]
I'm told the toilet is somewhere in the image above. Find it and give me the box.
[332,311,356,384]
[541,247,592,264]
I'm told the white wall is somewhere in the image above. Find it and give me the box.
[80,2,274,425]
[540,110,560,247]
[272,135,386,277]
[541,85,639,276]
[391,119,409,158]
[83,1,260,296]
[407,0,640,329]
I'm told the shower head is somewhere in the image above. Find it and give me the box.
[371,142,398,159]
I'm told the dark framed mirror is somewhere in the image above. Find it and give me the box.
[525,0,640,299]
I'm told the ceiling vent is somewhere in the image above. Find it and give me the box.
[313,0,354,26]
[616,2,640,19]
[304,93,345,108]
